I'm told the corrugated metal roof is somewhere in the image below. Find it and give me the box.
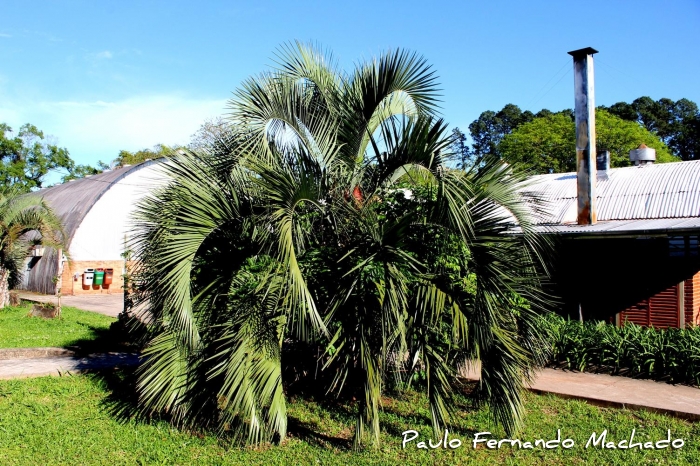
[523,160,700,225]
[20,159,164,294]
[535,217,700,236]
[30,159,163,247]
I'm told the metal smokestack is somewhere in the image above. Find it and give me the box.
[568,47,598,225]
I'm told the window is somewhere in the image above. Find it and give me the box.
[669,235,699,257]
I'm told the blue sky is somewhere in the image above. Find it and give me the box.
[1,0,699,170]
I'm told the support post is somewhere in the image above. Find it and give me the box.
[679,280,686,328]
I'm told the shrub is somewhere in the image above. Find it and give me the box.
[541,313,700,386]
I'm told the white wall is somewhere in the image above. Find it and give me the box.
[69,163,170,260]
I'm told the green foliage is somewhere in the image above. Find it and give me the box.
[497,112,575,173]
[0,374,698,465]
[0,122,115,186]
[0,123,74,192]
[74,144,179,176]
[596,109,675,166]
[541,313,700,386]
[498,109,675,174]
[114,144,175,167]
[61,162,110,182]
[129,43,553,449]
[456,97,698,173]
[0,189,64,306]
[467,104,535,158]
[603,96,700,161]
[448,127,471,169]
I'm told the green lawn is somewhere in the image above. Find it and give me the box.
[0,372,697,465]
[0,303,116,349]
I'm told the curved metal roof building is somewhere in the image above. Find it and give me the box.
[21,159,168,294]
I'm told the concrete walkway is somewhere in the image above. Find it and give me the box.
[16,292,124,317]
[0,352,139,380]
[0,349,697,420]
[461,367,700,420]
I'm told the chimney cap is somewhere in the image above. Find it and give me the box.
[568,47,599,58]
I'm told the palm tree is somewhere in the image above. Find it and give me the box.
[129,43,552,448]
[0,189,64,308]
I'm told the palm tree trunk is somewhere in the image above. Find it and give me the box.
[0,266,10,309]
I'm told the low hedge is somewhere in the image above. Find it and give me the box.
[540,313,700,386]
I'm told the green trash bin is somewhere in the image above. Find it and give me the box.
[94,268,105,286]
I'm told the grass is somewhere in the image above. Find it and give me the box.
[0,372,697,465]
[0,303,116,349]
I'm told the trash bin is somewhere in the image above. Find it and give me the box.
[94,268,105,286]
[104,268,114,285]
[83,269,95,286]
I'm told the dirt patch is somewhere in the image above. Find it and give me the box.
[28,303,60,318]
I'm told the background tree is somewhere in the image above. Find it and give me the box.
[113,144,176,167]
[73,143,181,175]
[603,96,700,161]
[497,112,574,173]
[596,109,675,166]
[498,109,674,174]
[61,162,111,182]
[0,122,118,188]
[0,123,74,192]
[188,117,232,152]
[448,127,472,169]
[467,104,534,158]
[455,97,699,171]
[0,188,63,307]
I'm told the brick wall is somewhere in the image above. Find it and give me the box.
[61,260,126,295]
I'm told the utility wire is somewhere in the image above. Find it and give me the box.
[596,58,633,80]
[524,59,571,111]
[527,67,572,112]
[595,59,638,101]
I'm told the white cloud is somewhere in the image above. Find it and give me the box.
[85,50,113,62]
[0,95,229,165]
[0,33,11,38]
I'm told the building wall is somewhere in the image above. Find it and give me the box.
[616,271,700,328]
[18,248,60,294]
[11,161,170,296]
[618,278,699,328]
[61,260,126,295]
[553,235,700,328]
[69,163,168,261]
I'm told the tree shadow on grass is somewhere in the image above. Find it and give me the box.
[89,366,356,451]
[286,416,352,450]
[64,323,139,355]
[81,357,483,452]
[86,366,143,422]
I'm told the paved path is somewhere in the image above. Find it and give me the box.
[16,292,124,317]
[0,347,697,420]
[460,366,700,420]
[531,369,700,419]
[0,352,139,380]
